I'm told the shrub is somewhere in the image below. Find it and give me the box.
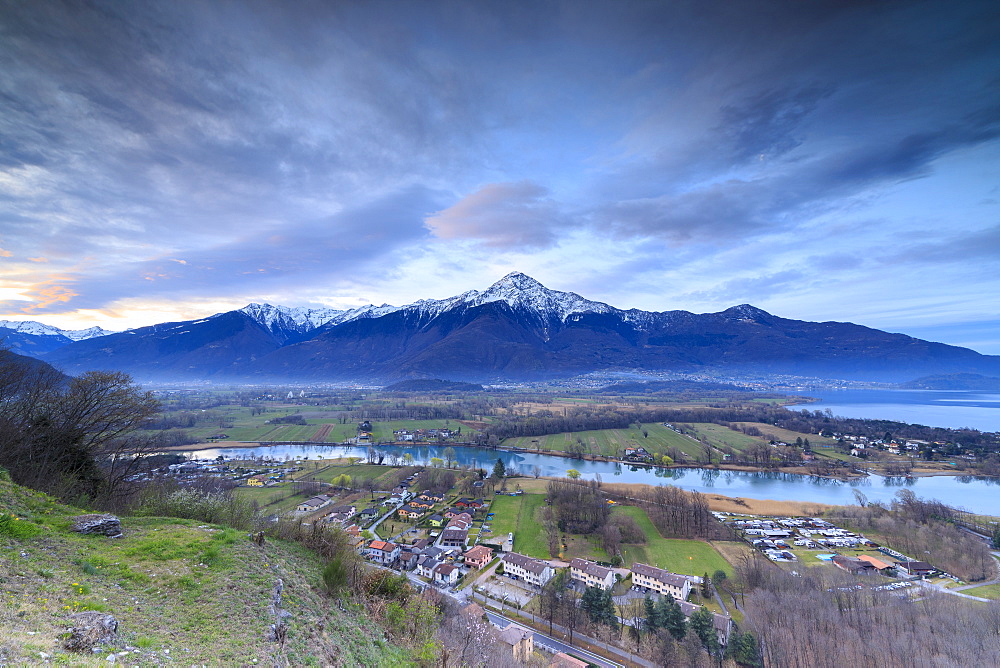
[135,487,260,531]
[322,556,349,596]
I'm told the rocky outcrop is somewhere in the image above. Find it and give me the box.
[63,611,118,651]
[70,514,123,537]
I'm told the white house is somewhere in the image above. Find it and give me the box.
[367,540,400,565]
[500,552,553,587]
[296,495,331,513]
[433,562,459,586]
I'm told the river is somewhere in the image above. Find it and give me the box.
[177,442,1000,515]
[788,389,1000,432]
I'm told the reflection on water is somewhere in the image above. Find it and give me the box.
[175,442,1000,514]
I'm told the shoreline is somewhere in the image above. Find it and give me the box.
[160,439,993,481]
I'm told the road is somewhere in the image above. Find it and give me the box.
[484,610,626,668]
[367,499,402,541]
[472,590,655,668]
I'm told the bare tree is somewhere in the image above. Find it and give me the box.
[0,359,160,502]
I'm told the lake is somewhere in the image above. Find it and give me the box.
[178,442,1000,515]
[787,389,1000,431]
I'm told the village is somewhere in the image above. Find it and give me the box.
[144,412,999,666]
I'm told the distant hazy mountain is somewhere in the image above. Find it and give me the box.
[35,272,1000,383]
[899,373,1000,391]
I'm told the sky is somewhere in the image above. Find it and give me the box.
[1,0,998,352]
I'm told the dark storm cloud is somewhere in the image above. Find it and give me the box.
[0,0,998,332]
[588,0,1000,245]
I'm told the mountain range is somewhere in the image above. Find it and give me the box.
[5,272,999,384]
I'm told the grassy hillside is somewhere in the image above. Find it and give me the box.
[0,477,409,666]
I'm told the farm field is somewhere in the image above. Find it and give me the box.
[613,506,732,577]
[682,423,762,454]
[729,422,839,448]
[487,494,549,558]
[233,482,319,514]
[296,463,392,485]
[502,423,706,462]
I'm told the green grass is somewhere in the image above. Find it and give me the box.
[613,506,732,578]
[0,476,412,666]
[684,423,762,453]
[962,583,1000,599]
[502,422,706,462]
[486,494,550,558]
[299,463,389,484]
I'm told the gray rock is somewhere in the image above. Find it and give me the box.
[64,611,119,652]
[71,514,123,537]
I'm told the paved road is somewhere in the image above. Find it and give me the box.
[473,591,655,668]
[484,610,626,668]
[916,579,989,602]
[367,501,402,541]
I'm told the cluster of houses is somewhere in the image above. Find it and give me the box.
[725,513,939,579]
[392,428,456,442]
[140,459,298,486]
[728,515,879,561]
[364,537,497,589]
[494,554,732,646]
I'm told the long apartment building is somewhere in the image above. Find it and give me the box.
[500,552,553,587]
[630,562,691,601]
[569,558,616,590]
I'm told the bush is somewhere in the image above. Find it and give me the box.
[134,487,260,531]
[322,556,350,596]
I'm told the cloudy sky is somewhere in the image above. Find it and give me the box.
[1,0,998,351]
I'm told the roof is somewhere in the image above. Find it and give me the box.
[435,563,457,575]
[502,552,550,575]
[899,560,933,571]
[369,540,397,552]
[570,558,614,581]
[441,528,468,541]
[631,562,689,588]
[464,545,494,561]
[832,555,871,572]
[550,652,589,668]
[857,555,891,570]
[498,624,532,646]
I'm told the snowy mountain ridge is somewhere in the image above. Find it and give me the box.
[0,320,116,341]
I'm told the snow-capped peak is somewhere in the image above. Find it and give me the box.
[0,319,115,340]
[63,326,117,341]
[239,302,404,332]
[464,272,614,321]
[720,304,772,322]
[240,303,350,332]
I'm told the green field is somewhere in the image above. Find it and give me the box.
[502,423,706,462]
[296,463,391,485]
[962,583,1000,599]
[684,423,762,453]
[613,506,732,577]
[232,483,311,514]
[486,494,549,558]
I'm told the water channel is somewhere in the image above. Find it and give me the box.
[178,442,1000,515]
